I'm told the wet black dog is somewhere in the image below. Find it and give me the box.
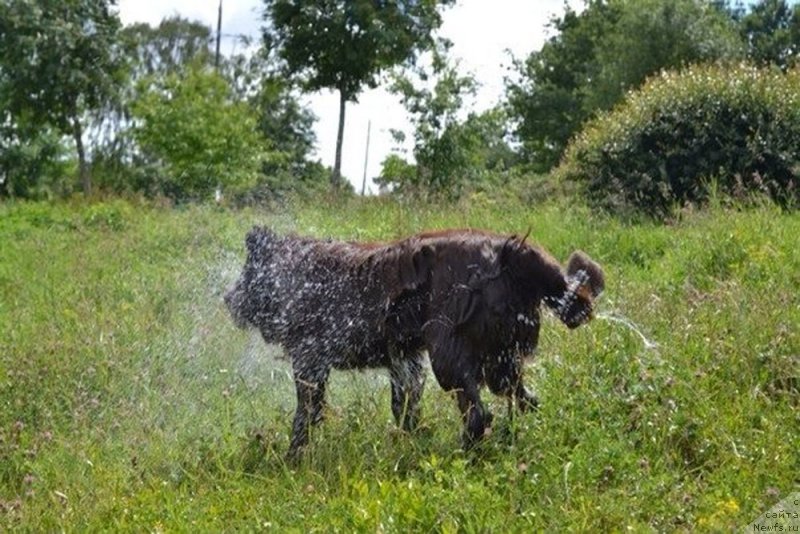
[224,227,604,457]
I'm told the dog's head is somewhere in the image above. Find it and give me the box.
[554,251,605,329]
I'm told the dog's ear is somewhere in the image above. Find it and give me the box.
[399,244,435,291]
[566,251,605,298]
[245,226,263,253]
[499,234,523,265]
[245,226,277,255]
[496,232,532,278]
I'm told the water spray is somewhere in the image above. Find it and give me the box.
[595,311,659,350]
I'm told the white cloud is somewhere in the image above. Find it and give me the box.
[117,0,580,192]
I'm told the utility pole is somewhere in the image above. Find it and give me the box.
[360,120,371,196]
[215,0,222,70]
[213,0,223,202]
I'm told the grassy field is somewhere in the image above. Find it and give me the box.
[1,195,798,531]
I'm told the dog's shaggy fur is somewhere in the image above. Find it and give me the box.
[225,227,604,456]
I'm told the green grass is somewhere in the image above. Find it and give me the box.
[1,195,798,531]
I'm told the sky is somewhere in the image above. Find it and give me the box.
[118,0,583,192]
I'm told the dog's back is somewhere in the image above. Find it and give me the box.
[226,227,399,367]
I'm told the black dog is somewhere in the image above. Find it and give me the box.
[224,227,604,456]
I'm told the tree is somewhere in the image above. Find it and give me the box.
[506,2,618,173]
[131,65,268,200]
[376,153,417,194]
[93,16,318,200]
[0,114,71,199]
[262,0,455,188]
[91,16,217,192]
[590,0,742,109]
[378,107,517,198]
[386,44,477,196]
[383,44,517,197]
[0,0,123,195]
[738,0,800,69]
[120,16,214,79]
[506,0,743,172]
[225,45,319,183]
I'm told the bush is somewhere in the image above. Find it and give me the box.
[376,109,521,200]
[557,64,800,216]
[131,64,267,201]
[234,159,331,205]
[0,128,75,199]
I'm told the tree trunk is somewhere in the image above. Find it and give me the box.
[332,88,347,189]
[73,116,91,196]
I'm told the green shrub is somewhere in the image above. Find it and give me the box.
[0,128,75,200]
[131,64,267,201]
[82,201,132,231]
[558,64,800,216]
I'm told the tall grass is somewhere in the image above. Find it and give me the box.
[1,196,797,531]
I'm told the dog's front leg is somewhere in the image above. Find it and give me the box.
[455,384,493,449]
[287,358,329,461]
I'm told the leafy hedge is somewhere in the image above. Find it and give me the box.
[557,64,800,216]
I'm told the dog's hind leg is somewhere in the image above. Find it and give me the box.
[389,350,425,431]
[287,357,330,459]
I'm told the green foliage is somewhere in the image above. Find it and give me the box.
[250,77,315,166]
[377,154,418,193]
[1,198,797,530]
[263,0,454,99]
[263,0,455,186]
[131,65,267,201]
[589,0,743,111]
[558,64,800,216]
[738,0,800,70]
[455,108,521,189]
[378,107,519,198]
[507,0,744,172]
[240,52,321,194]
[243,159,331,203]
[0,126,73,199]
[384,46,476,197]
[0,0,124,194]
[88,17,215,196]
[384,47,518,198]
[120,16,214,79]
[0,0,123,123]
[92,17,317,201]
